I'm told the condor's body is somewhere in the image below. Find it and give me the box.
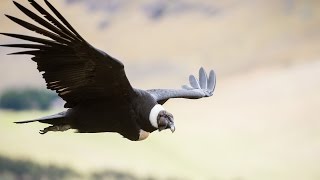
[66,89,158,140]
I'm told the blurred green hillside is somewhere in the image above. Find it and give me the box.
[0,155,168,180]
[0,88,59,111]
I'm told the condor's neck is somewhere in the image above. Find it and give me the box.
[133,89,158,132]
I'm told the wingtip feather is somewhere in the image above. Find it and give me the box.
[12,0,23,8]
[189,75,200,89]
[207,70,216,92]
[199,67,208,89]
[4,14,11,19]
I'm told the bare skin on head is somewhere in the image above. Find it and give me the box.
[157,110,175,132]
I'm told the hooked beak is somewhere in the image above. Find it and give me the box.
[168,121,175,133]
[158,122,175,132]
[169,123,175,133]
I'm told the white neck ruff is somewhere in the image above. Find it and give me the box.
[149,104,165,128]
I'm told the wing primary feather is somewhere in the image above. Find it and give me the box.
[8,50,42,55]
[27,0,81,41]
[189,75,200,89]
[44,0,85,41]
[5,14,70,44]
[0,43,51,49]
[0,33,66,47]
[199,67,207,89]
[13,1,74,41]
[207,70,216,92]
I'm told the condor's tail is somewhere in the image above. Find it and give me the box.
[15,111,67,125]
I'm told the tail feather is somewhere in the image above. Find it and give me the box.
[14,111,67,125]
[14,119,39,124]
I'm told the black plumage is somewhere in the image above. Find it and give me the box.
[1,0,216,141]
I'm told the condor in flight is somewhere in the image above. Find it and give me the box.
[1,0,216,141]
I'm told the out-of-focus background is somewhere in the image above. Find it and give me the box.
[0,0,320,179]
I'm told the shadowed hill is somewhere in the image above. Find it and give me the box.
[0,155,78,180]
[0,155,172,180]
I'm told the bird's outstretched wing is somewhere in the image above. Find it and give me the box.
[1,0,135,108]
[147,67,216,104]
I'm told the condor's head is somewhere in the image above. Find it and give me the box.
[149,104,175,133]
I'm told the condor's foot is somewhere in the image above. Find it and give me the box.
[39,125,71,134]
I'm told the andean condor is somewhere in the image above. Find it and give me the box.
[1,0,216,141]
